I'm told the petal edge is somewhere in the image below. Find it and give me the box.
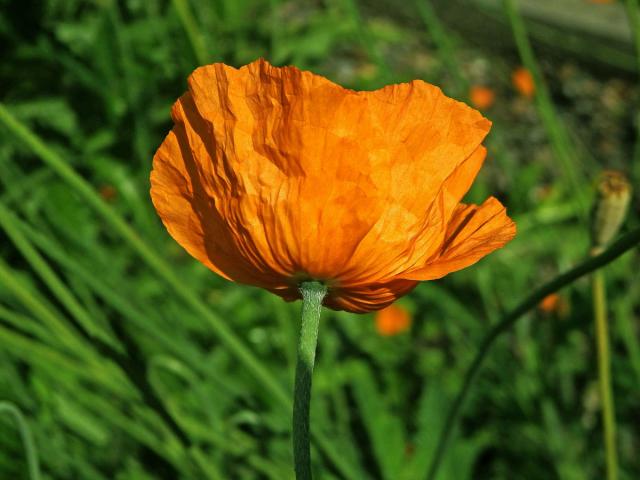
[400,197,516,281]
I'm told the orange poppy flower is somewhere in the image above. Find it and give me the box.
[512,67,535,98]
[151,60,516,312]
[469,86,495,110]
[375,304,411,336]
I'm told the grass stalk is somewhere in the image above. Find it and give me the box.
[106,3,154,177]
[342,0,392,82]
[0,257,95,358]
[0,202,120,349]
[171,0,209,66]
[592,266,618,480]
[625,0,640,73]
[426,226,640,480]
[0,402,41,480]
[624,0,640,185]
[502,0,588,219]
[3,160,201,464]
[13,214,204,372]
[415,0,467,96]
[0,322,126,396]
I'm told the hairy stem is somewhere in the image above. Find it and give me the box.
[293,281,327,480]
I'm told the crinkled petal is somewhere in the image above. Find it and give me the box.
[324,279,419,313]
[400,197,516,281]
[372,144,490,281]
[151,115,290,290]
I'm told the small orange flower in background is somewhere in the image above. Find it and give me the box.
[539,293,569,317]
[151,59,516,313]
[539,293,560,313]
[512,67,535,98]
[375,304,411,336]
[469,86,495,110]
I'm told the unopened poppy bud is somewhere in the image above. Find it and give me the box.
[590,170,631,253]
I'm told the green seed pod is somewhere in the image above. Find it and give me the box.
[591,171,632,253]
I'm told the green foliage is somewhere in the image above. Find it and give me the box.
[1,0,639,479]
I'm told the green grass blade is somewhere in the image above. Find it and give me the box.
[0,257,96,357]
[0,320,130,397]
[0,202,120,350]
[13,215,202,367]
[625,0,640,73]
[624,0,640,184]
[0,305,52,342]
[348,361,406,480]
[342,0,392,82]
[171,0,210,66]
[0,402,41,480]
[502,0,589,219]
[415,0,467,96]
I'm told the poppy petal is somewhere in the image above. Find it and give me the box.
[325,278,419,313]
[366,144,489,282]
[151,109,285,289]
[401,196,516,281]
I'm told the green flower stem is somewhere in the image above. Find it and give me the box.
[592,267,618,480]
[293,281,327,480]
[426,226,640,480]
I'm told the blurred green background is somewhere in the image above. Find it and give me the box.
[1,0,639,478]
